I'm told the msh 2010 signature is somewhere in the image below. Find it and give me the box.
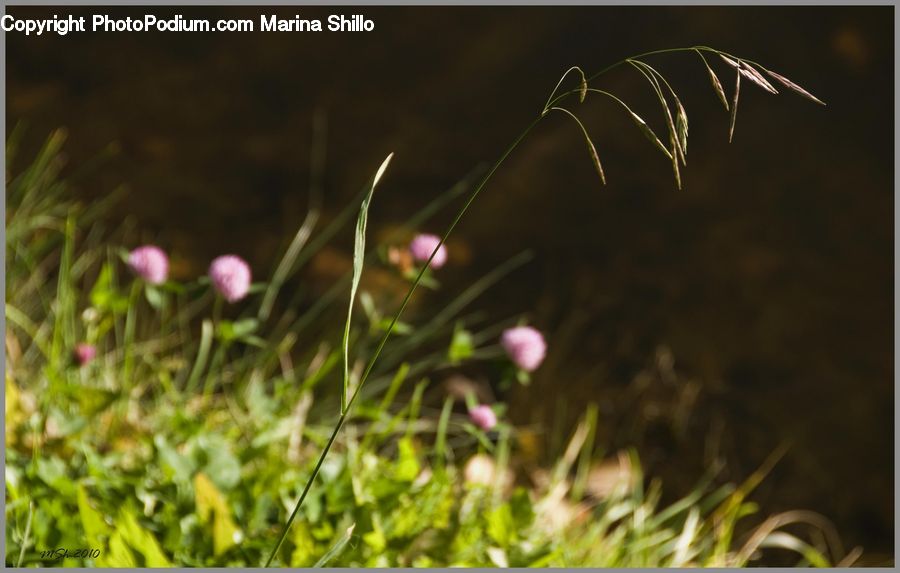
[40,548,101,561]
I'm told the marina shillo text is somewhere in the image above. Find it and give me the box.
[2,14,376,36]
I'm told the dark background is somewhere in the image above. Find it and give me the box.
[6,6,893,561]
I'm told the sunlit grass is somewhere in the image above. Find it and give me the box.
[4,44,845,567]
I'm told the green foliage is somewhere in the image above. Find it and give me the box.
[5,57,838,569]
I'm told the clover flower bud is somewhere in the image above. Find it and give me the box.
[468,404,498,431]
[501,325,547,372]
[409,233,448,269]
[73,343,97,367]
[209,255,252,303]
[128,245,169,285]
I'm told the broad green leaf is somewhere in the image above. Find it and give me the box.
[77,387,118,416]
[216,320,235,341]
[196,434,242,491]
[232,318,259,338]
[98,531,137,567]
[117,507,172,567]
[448,324,475,364]
[144,284,166,310]
[394,436,420,482]
[362,517,386,553]
[486,503,514,545]
[77,485,111,549]
[6,377,25,430]
[194,472,242,557]
[378,318,412,335]
[154,435,195,482]
[289,520,318,567]
[342,153,394,413]
[90,262,129,314]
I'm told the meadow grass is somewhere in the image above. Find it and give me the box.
[4,46,848,567]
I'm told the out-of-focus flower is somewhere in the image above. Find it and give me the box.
[128,245,169,285]
[464,454,497,486]
[468,404,498,431]
[586,452,635,500]
[73,343,97,367]
[501,325,547,372]
[409,233,448,269]
[209,255,252,303]
[387,246,414,274]
[463,454,514,490]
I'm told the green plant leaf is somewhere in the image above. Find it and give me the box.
[394,436,421,482]
[98,531,137,567]
[144,284,166,310]
[342,153,394,414]
[90,262,129,314]
[194,472,242,557]
[116,506,172,567]
[77,485,111,549]
[313,523,356,567]
[186,319,214,392]
[448,324,475,364]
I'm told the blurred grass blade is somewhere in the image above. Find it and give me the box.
[258,210,320,322]
[16,502,34,567]
[342,152,394,414]
[757,532,830,567]
[434,397,454,465]
[50,214,77,372]
[671,507,700,566]
[186,319,214,392]
[571,403,598,500]
[259,111,328,322]
[314,523,356,567]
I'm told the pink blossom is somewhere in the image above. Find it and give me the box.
[209,255,252,303]
[408,234,448,269]
[501,326,547,372]
[73,343,96,367]
[469,404,498,431]
[128,245,169,285]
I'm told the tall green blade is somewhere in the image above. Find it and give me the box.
[342,153,393,413]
